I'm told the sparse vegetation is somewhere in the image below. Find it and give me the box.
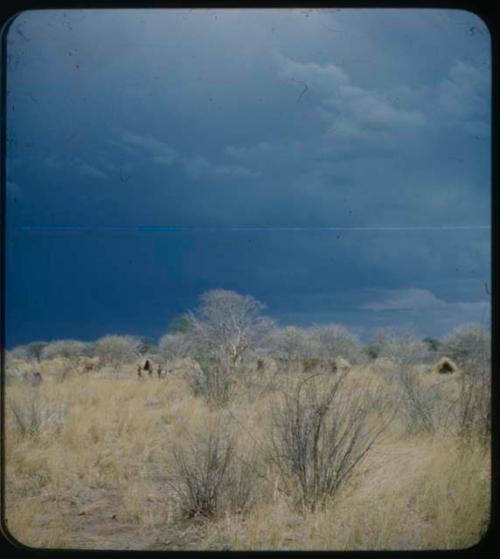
[3,291,490,550]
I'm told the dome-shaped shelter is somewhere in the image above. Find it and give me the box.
[332,356,351,372]
[433,356,458,374]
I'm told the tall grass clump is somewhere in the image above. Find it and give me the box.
[9,393,68,438]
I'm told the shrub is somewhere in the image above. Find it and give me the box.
[429,324,491,443]
[190,358,236,408]
[41,339,89,361]
[397,355,490,439]
[363,343,380,360]
[302,357,322,373]
[269,372,394,512]
[442,324,490,369]
[159,333,192,361]
[167,420,256,518]
[267,324,363,369]
[40,357,73,383]
[453,362,490,444]
[93,335,141,368]
[10,341,48,363]
[266,326,319,368]
[312,324,364,364]
[397,367,444,433]
[4,354,35,384]
[371,328,429,369]
[9,394,68,438]
[136,336,158,356]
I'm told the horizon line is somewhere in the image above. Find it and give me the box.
[14,224,492,234]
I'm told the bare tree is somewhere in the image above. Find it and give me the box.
[185,290,273,404]
[191,290,274,369]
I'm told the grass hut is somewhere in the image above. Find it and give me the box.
[433,356,458,374]
[334,356,351,372]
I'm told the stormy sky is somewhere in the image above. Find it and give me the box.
[4,8,491,346]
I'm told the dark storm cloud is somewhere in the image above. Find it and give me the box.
[5,8,490,345]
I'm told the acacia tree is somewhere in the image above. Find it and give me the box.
[186,290,273,405]
[191,289,274,368]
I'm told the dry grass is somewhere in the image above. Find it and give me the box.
[4,359,490,550]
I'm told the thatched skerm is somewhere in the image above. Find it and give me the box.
[255,356,279,374]
[433,356,458,374]
[332,356,351,372]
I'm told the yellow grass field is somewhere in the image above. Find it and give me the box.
[3,360,490,551]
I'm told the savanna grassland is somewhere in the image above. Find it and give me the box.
[3,291,491,550]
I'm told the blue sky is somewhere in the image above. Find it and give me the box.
[4,8,491,346]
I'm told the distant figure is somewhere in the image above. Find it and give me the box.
[157,364,163,378]
[144,359,153,377]
[137,364,142,378]
[256,358,265,371]
[31,372,42,386]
